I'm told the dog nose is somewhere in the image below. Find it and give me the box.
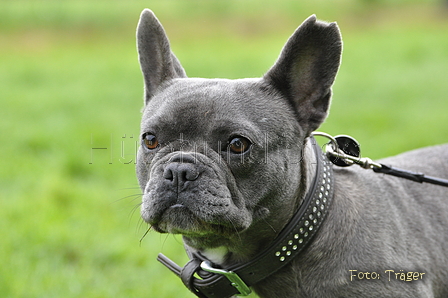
[163,163,200,184]
[163,153,201,185]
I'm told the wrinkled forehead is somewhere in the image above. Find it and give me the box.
[146,79,227,120]
[144,78,261,112]
[140,77,298,142]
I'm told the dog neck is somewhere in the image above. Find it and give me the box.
[199,246,229,265]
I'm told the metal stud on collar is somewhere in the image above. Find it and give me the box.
[273,154,332,263]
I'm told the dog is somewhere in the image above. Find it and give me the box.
[135,9,448,297]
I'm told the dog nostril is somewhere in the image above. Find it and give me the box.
[163,168,174,181]
[184,168,199,181]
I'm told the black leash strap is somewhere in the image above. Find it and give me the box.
[373,164,448,187]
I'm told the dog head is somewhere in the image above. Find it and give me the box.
[136,9,341,258]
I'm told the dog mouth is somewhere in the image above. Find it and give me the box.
[146,202,247,240]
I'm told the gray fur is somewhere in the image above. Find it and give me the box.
[136,9,448,297]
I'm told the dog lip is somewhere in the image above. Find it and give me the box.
[151,205,247,238]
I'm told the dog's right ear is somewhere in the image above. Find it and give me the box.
[137,9,187,104]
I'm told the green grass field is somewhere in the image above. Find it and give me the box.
[1,0,447,297]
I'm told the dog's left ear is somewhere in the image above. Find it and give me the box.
[137,9,187,104]
[264,15,342,135]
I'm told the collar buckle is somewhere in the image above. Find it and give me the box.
[200,261,252,296]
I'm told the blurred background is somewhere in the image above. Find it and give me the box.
[1,0,447,297]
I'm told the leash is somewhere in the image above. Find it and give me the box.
[312,132,448,187]
[157,137,335,298]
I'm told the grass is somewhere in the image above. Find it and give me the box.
[1,0,447,297]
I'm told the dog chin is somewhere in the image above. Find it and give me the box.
[150,205,203,234]
[150,205,247,240]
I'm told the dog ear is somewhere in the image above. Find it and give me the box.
[264,15,342,135]
[137,9,187,104]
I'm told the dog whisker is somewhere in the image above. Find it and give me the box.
[224,214,243,244]
[136,217,145,231]
[130,202,142,217]
[117,186,142,190]
[139,225,152,246]
[124,202,143,229]
[161,233,173,251]
[115,193,143,204]
[262,218,277,234]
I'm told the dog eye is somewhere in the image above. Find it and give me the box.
[142,133,159,150]
[228,136,251,154]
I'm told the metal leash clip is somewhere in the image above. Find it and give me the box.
[312,132,381,169]
[200,261,252,296]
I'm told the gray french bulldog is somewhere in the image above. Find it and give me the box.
[135,9,448,298]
